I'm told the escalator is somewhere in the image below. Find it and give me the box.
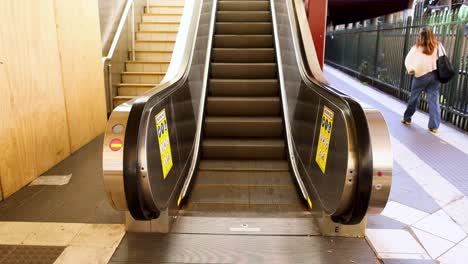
[102,0,392,234]
[182,0,307,217]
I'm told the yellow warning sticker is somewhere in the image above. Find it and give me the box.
[155,109,173,179]
[315,106,334,174]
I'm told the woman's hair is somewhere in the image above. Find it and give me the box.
[416,27,438,55]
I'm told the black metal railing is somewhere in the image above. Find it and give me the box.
[325,9,468,131]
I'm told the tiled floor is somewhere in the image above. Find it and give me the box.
[0,222,125,264]
[325,65,468,264]
[0,135,126,263]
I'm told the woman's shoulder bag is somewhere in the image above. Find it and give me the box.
[436,42,455,84]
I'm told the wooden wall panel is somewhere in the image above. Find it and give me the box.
[53,0,107,152]
[0,63,8,201]
[0,0,71,198]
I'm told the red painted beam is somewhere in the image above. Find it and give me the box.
[307,0,328,70]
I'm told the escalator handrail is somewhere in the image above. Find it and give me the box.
[178,0,219,203]
[280,0,375,224]
[122,0,205,219]
[270,0,310,205]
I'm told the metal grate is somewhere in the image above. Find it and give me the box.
[325,8,468,131]
[0,245,65,264]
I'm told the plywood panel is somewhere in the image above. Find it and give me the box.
[0,62,8,201]
[53,0,107,152]
[0,0,71,198]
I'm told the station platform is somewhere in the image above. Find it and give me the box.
[0,66,467,264]
[325,65,468,264]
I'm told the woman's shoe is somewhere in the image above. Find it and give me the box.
[429,128,438,133]
[401,118,411,125]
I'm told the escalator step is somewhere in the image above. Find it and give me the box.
[212,48,275,63]
[205,117,282,137]
[195,171,294,186]
[181,0,313,218]
[209,79,278,96]
[199,160,289,171]
[211,63,277,79]
[217,11,271,22]
[218,1,270,12]
[206,97,280,116]
[188,185,300,205]
[181,202,308,216]
[215,22,272,35]
[202,139,285,159]
[214,35,273,48]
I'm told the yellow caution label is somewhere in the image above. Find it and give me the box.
[315,106,334,174]
[155,109,173,179]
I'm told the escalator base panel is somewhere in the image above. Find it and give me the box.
[171,216,320,235]
[180,202,311,217]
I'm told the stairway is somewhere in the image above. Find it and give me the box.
[113,0,185,107]
[183,0,307,216]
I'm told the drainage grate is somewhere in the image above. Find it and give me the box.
[0,245,16,263]
[0,245,65,264]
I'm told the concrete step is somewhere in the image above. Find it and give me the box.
[209,79,278,96]
[142,13,182,23]
[126,61,170,72]
[206,96,280,116]
[139,22,180,31]
[113,96,134,107]
[136,31,177,41]
[150,0,185,5]
[145,6,184,14]
[204,116,282,137]
[135,40,175,50]
[130,50,173,60]
[121,72,165,84]
[117,83,156,96]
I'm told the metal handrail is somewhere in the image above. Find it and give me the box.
[102,0,150,112]
[104,0,134,61]
[178,0,218,204]
[103,0,151,60]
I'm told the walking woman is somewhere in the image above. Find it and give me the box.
[402,27,442,133]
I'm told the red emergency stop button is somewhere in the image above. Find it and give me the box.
[110,138,123,151]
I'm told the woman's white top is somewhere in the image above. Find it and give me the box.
[404,44,443,78]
